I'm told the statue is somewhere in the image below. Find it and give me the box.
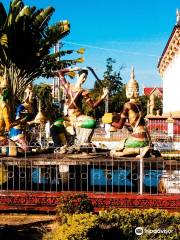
[9,104,31,153]
[0,75,17,156]
[53,67,108,149]
[50,117,67,147]
[110,67,151,158]
[9,84,35,153]
[24,83,33,103]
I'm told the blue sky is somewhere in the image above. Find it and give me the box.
[4,0,180,91]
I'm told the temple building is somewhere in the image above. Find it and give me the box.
[144,87,163,116]
[158,9,180,116]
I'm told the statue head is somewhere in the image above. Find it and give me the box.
[77,69,88,86]
[126,67,139,99]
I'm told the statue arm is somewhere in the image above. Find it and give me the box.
[3,104,11,131]
[56,70,70,93]
[82,90,105,108]
[112,103,129,129]
[10,116,27,127]
[112,116,126,129]
[56,67,80,93]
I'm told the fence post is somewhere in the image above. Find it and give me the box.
[105,123,111,138]
[166,115,174,138]
[139,157,144,195]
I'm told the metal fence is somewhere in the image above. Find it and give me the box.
[0,154,179,195]
[0,119,180,196]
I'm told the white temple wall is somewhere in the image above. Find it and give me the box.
[162,54,180,113]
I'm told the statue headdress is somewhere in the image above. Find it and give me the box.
[126,66,139,92]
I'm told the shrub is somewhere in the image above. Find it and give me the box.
[56,193,94,217]
[43,213,97,240]
[44,208,180,240]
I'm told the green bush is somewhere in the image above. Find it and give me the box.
[56,193,94,216]
[43,213,97,240]
[44,209,180,240]
[96,209,180,239]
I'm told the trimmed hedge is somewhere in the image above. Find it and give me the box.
[43,209,180,240]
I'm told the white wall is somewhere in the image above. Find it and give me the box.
[162,54,180,113]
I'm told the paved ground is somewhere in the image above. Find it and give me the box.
[0,214,55,240]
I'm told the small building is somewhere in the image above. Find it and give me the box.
[144,87,163,116]
[147,9,180,138]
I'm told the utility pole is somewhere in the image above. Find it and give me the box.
[53,41,63,112]
[105,92,109,113]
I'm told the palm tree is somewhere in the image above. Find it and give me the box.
[0,0,83,117]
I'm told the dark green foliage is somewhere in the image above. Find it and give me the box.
[139,95,149,116]
[33,83,56,120]
[0,0,81,117]
[56,193,94,216]
[154,95,163,113]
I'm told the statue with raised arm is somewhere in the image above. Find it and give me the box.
[53,67,108,148]
[110,67,151,158]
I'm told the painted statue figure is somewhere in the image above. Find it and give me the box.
[9,105,30,152]
[9,84,35,152]
[0,75,17,156]
[50,117,67,147]
[54,67,108,146]
[110,67,151,158]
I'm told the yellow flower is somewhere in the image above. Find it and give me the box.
[76,48,85,54]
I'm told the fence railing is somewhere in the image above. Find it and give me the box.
[0,119,180,197]
[0,154,179,195]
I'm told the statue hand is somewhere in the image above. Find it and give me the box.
[27,120,34,125]
[70,67,81,72]
[76,121,83,127]
[60,67,81,73]
[5,127,10,132]
[56,67,81,77]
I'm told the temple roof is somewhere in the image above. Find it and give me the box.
[157,25,179,68]
[144,87,163,96]
[158,10,180,74]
